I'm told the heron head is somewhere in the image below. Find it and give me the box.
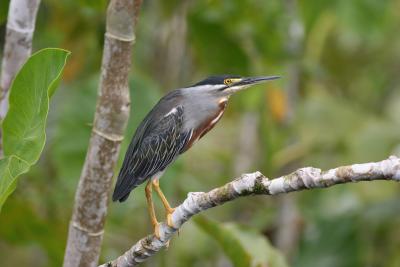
[188,75,280,97]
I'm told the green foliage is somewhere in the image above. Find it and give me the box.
[195,216,288,267]
[0,48,70,211]
[188,14,250,74]
[0,0,9,24]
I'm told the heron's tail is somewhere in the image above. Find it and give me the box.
[112,190,131,202]
[112,173,136,202]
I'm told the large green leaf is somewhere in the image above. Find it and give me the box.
[0,48,70,211]
[195,216,288,267]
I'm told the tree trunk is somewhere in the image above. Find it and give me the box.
[63,1,142,266]
[0,0,41,153]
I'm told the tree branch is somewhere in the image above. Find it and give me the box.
[99,156,400,267]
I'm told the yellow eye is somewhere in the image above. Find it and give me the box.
[224,79,233,85]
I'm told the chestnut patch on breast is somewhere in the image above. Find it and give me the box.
[183,98,228,151]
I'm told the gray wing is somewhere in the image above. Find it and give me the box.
[112,105,192,202]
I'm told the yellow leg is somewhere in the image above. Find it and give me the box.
[145,180,160,238]
[153,179,175,227]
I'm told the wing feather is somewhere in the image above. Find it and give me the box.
[112,105,191,202]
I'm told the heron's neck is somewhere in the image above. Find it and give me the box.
[182,94,228,132]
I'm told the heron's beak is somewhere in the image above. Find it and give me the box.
[224,76,280,94]
[236,76,280,86]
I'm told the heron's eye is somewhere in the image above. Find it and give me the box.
[224,79,233,86]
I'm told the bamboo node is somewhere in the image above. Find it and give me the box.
[93,128,124,142]
[72,221,105,237]
[105,32,136,42]
[6,24,35,34]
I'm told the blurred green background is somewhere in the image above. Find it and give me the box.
[1,0,400,266]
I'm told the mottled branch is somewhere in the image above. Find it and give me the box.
[63,1,142,266]
[99,156,400,267]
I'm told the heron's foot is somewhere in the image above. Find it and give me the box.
[153,222,161,239]
[166,207,176,228]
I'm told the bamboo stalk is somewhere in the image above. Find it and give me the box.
[63,1,142,266]
[0,0,41,152]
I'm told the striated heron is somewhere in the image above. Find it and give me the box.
[112,75,280,237]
